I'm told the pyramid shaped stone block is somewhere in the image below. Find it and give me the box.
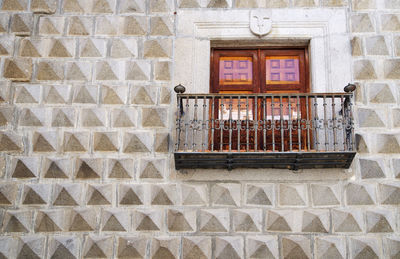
[199,209,229,232]
[125,61,150,80]
[68,16,92,35]
[79,38,105,57]
[350,237,381,259]
[66,61,91,81]
[32,131,57,152]
[246,236,279,259]
[0,36,14,56]
[160,87,171,104]
[94,132,118,152]
[142,108,167,127]
[357,108,385,127]
[155,132,169,152]
[3,58,32,81]
[211,183,240,206]
[118,184,144,205]
[43,158,69,179]
[18,38,43,57]
[101,209,130,232]
[352,0,375,10]
[15,85,40,103]
[246,184,273,206]
[279,183,307,206]
[379,183,400,205]
[332,209,363,232]
[377,134,400,153]
[15,236,45,259]
[47,236,79,259]
[118,0,145,13]
[2,211,32,233]
[311,183,340,206]
[139,158,165,179]
[301,210,329,233]
[182,183,207,205]
[351,36,363,56]
[131,86,156,104]
[72,85,97,104]
[48,39,74,57]
[282,236,311,259]
[155,61,171,80]
[179,0,201,8]
[182,237,211,259]
[150,16,173,36]
[111,108,136,127]
[144,39,172,58]
[101,84,127,104]
[110,38,138,58]
[75,158,102,179]
[0,131,22,152]
[167,209,196,232]
[235,0,259,8]
[91,0,114,13]
[0,107,13,127]
[83,236,113,258]
[11,157,38,178]
[393,158,400,178]
[34,209,64,232]
[117,237,147,258]
[52,108,75,127]
[207,0,230,8]
[384,59,400,79]
[95,16,117,35]
[368,83,396,103]
[0,184,17,205]
[353,60,377,80]
[44,85,70,104]
[359,158,385,179]
[150,0,172,12]
[2,0,28,10]
[233,209,262,232]
[52,183,82,206]
[293,0,318,7]
[395,36,400,56]
[22,184,50,205]
[366,209,394,233]
[86,184,112,205]
[315,236,346,259]
[81,108,106,127]
[63,0,86,13]
[265,209,293,232]
[366,36,389,55]
[0,237,17,258]
[37,61,64,81]
[346,182,375,205]
[18,108,45,127]
[150,237,179,259]
[123,132,153,153]
[381,14,400,31]
[134,209,162,231]
[67,209,97,231]
[96,61,120,80]
[214,236,243,259]
[38,16,64,35]
[63,132,89,152]
[108,159,133,179]
[11,14,33,35]
[384,236,400,259]
[122,16,146,35]
[0,81,11,104]
[151,184,177,205]
[31,0,56,13]
[351,13,374,32]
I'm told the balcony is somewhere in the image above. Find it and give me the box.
[173,85,356,170]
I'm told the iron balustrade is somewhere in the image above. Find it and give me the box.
[173,84,356,170]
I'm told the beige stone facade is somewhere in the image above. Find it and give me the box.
[0,0,399,258]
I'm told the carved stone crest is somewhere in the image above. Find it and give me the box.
[250,10,272,37]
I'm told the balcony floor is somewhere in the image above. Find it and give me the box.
[174,151,356,170]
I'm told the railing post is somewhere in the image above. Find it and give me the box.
[174,84,186,151]
[344,83,356,151]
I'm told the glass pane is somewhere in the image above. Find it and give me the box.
[219,57,253,85]
[220,99,253,120]
[266,56,300,85]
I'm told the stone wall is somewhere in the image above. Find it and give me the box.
[0,0,399,258]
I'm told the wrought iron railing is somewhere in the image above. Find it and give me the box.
[173,84,356,170]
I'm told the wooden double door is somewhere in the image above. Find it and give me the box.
[210,48,309,151]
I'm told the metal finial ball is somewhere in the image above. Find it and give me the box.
[344,83,356,93]
[174,84,186,94]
